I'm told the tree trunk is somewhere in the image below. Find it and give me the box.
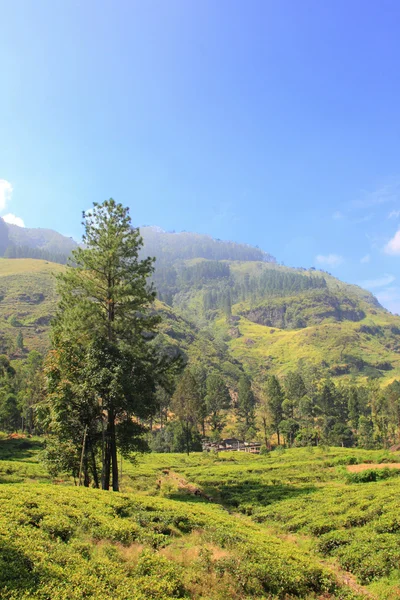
[277,429,280,446]
[90,439,99,488]
[111,416,119,492]
[83,451,90,487]
[186,421,190,456]
[262,418,269,449]
[103,416,112,490]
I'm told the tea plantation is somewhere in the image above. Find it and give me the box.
[2,438,400,598]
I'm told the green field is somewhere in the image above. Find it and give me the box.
[3,437,400,598]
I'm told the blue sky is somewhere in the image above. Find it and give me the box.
[2,1,400,311]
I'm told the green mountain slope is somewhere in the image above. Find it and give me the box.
[1,224,400,386]
[0,258,244,386]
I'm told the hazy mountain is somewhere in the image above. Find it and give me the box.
[5,221,78,255]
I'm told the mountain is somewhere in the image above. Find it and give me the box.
[1,222,400,385]
[6,223,78,254]
[140,226,276,264]
[0,219,78,263]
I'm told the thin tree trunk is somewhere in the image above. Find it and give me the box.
[110,415,119,491]
[262,419,269,450]
[83,452,90,487]
[103,415,112,490]
[277,429,280,446]
[186,421,190,456]
[101,413,106,489]
[90,439,99,488]
[78,426,88,486]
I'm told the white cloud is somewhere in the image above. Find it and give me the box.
[315,254,344,267]
[360,254,370,263]
[2,213,25,227]
[0,179,13,211]
[384,229,400,255]
[389,210,400,219]
[361,274,395,289]
[332,211,343,220]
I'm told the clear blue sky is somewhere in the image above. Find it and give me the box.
[2,0,400,311]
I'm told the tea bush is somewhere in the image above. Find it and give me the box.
[3,439,400,596]
[0,484,337,599]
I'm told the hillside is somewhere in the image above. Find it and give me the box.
[1,218,400,386]
[0,259,64,355]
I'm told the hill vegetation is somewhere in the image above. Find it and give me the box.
[3,436,400,598]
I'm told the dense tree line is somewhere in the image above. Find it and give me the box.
[155,260,326,314]
[255,368,400,450]
[3,244,71,264]
[0,351,44,433]
[147,361,400,452]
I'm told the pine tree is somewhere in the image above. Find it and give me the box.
[205,371,231,433]
[171,369,203,454]
[237,375,256,440]
[47,200,164,491]
[16,331,24,352]
[265,375,284,445]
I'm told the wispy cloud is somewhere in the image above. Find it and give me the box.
[360,274,395,289]
[360,254,370,263]
[388,210,400,219]
[3,213,25,227]
[384,229,400,255]
[352,181,400,209]
[332,211,343,220]
[315,254,344,267]
[353,213,374,224]
[0,180,13,211]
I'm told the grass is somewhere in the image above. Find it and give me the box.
[0,258,64,354]
[218,311,400,384]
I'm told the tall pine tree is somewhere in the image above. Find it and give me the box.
[48,200,162,491]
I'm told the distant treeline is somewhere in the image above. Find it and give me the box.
[148,362,400,453]
[3,244,71,265]
[155,261,327,310]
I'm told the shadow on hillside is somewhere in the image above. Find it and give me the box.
[0,538,40,595]
[166,481,316,509]
[212,480,317,508]
[0,438,43,462]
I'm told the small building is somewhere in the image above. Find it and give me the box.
[202,438,261,454]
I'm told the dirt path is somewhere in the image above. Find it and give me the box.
[347,462,400,473]
[161,468,377,598]
[157,469,214,501]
